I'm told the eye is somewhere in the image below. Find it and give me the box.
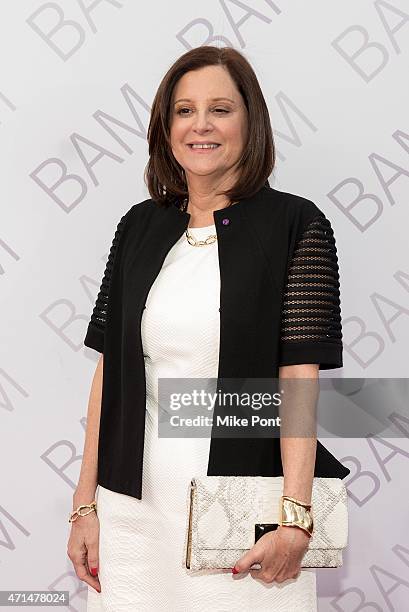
[175,107,230,115]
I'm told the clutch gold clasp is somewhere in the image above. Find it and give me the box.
[254,523,279,543]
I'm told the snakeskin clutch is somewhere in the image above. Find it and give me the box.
[183,476,348,571]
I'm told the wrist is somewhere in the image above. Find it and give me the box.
[73,487,97,508]
[282,491,312,506]
[279,495,314,537]
[278,524,311,539]
[69,500,97,523]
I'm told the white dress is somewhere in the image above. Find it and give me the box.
[86,223,317,612]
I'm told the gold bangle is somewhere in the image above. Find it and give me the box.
[279,495,314,537]
[69,501,97,523]
[282,495,312,510]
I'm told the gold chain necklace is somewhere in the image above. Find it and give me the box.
[186,230,218,247]
[181,198,233,247]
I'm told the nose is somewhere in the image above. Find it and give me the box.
[192,110,214,133]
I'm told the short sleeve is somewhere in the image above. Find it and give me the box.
[84,212,128,354]
[278,212,343,370]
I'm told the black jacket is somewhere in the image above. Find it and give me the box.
[84,182,350,499]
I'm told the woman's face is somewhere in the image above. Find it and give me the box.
[169,65,248,185]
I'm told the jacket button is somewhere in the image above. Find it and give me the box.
[222,218,230,225]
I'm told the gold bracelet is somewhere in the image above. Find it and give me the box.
[282,495,312,509]
[279,495,314,537]
[69,501,97,523]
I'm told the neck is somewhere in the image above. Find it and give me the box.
[183,172,238,224]
[181,200,228,228]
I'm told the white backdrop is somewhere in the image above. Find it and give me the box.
[1,1,409,610]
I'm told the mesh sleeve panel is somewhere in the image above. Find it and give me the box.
[279,213,343,370]
[84,213,127,353]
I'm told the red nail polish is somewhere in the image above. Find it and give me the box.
[90,567,98,576]
[232,567,239,574]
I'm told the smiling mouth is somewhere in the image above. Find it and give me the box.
[187,143,221,150]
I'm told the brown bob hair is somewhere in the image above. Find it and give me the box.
[144,45,275,209]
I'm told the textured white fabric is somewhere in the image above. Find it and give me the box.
[86,224,317,611]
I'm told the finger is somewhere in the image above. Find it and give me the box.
[259,554,288,583]
[233,550,262,573]
[72,555,101,592]
[86,540,100,577]
[248,552,284,582]
[249,567,283,584]
[273,561,302,583]
[283,561,302,579]
[273,570,299,583]
[249,567,264,580]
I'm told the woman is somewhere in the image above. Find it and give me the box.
[67,45,349,611]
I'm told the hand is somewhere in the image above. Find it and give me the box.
[232,525,310,584]
[67,509,101,593]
